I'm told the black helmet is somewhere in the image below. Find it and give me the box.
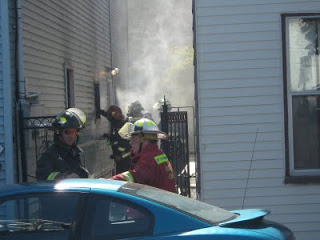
[106,105,125,121]
[52,108,86,129]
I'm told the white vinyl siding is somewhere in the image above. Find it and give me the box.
[194,0,320,239]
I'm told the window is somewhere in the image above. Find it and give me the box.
[94,82,101,119]
[84,195,154,240]
[64,63,75,108]
[282,14,320,182]
[0,193,80,239]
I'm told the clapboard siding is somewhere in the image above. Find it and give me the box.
[203,177,285,190]
[198,13,279,26]
[199,68,282,81]
[195,0,320,238]
[20,0,129,180]
[198,0,320,7]
[200,77,281,89]
[200,85,282,98]
[201,185,320,200]
[22,0,111,115]
[199,40,280,53]
[201,113,283,126]
[201,105,282,118]
[201,97,283,110]
[198,31,280,44]
[198,2,320,16]
[202,131,283,143]
[199,22,280,35]
[202,149,284,162]
[201,159,284,171]
[199,50,280,62]
[200,58,280,72]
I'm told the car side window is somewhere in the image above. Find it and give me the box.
[0,193,79,239]
[86,195,154,240]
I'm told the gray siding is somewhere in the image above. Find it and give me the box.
[21,0,127,179]
[194,0,320,239]
[22,0,111,114]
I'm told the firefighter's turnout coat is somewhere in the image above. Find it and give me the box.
[36,136,89,180]
[112,144,176,192]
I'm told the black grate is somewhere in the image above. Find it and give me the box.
[161,111,190,197]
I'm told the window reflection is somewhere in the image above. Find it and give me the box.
[292,96,320,169]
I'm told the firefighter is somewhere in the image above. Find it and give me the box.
[153,98,172,130]
[112,118,176,193]
[126,100,144,123]
[36,108,89,180]
[142,111,154,121]
[99,105,131,174]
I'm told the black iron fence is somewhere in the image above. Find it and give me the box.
[20,114,56,181]
[161,109,191,197]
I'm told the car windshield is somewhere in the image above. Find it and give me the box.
[119,183,237,225]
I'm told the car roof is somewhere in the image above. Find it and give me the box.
[0,179,127,197]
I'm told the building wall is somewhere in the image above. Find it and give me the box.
[194,1,320,239]
[110,0,129,97]
[0,1,6,185]
[0,0,16,186]
[20,0,128,179]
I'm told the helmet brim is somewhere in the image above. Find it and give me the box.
[127,131,167,140]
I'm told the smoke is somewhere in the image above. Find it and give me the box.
[117,0,194,122]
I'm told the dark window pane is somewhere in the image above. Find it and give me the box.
[292,95,320,169]
[87,196,153,240]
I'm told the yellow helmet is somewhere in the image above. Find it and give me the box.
[118,118,167,140]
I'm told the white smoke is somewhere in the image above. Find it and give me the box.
[117,0,194,123]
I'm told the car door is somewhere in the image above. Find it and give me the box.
[82,194,155,240]
[0,191,83,240]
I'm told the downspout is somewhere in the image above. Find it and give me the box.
[108,0,115,105]
[192,0,201,200]
[15,0,26,182]
[16,0,25,106]
[1,0,14,184]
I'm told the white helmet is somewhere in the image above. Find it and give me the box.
[153,98,172,112]
[118,118,167,140]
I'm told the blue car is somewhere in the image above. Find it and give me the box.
[0,179,294,240]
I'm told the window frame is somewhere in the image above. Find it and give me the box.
[282,13,320,183]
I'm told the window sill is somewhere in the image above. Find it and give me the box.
[285,176,320,184]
